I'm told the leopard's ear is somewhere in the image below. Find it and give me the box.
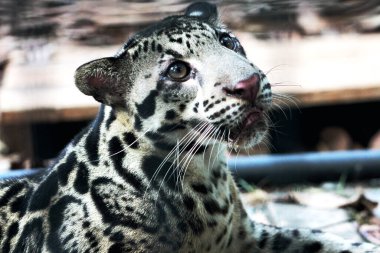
[185,2,219,25]
[75,57,128,106]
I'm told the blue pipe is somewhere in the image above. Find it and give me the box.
[0,169,42,180]
[1,150,380,185]
[228,150,380,185]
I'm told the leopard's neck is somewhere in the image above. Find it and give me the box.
[58,105,228,189]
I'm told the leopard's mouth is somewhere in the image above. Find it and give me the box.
[241,108,263,130]
[191,106,268,148]
[228,106,268,147]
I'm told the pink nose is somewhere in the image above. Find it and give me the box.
[223,74,260,102]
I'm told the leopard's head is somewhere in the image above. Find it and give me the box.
[75,2,272,150]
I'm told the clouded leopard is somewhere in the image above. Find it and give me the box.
[0,2,378,253]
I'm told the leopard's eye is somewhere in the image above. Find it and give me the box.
[220,34,236,50]
[167,61,191,82]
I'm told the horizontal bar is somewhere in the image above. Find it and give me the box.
[1,150,380,185]
[0,169,41,180]
[228,150,380,185]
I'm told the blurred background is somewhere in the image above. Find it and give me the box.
[1,0,380,170]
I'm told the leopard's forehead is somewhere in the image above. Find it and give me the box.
[136,16,218,39]
[115,16,223,59]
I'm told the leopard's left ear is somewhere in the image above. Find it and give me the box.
[75,57,129,107]
[185,2,219,25]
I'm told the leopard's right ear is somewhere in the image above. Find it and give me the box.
[75,57,128,106]
[185,2,219,26]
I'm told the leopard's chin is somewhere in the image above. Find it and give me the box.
[228,109,268,148]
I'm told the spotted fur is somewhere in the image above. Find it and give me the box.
[0,2,379,253]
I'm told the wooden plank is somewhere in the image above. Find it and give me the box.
[2,86,379,125]
[1,34,380,124]
[289,86,380,107]
[1,106,99,124]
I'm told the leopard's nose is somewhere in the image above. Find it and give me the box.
[223,74,260,102]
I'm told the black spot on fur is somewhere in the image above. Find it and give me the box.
[57,152,77,186]
[183,195,195,211]
[165,49,183,59]
[134,115,142,131]
[108,137,144,191]
[216,226,227,244]
[258,230,269,249]
[179,104,186,111]
[152,141,176,151]
[303,241,323,252]
[0,182,25,207]
[141,155,179,190]
[109,136,124,165]
[193,102,199,113]
[132,51,139,60]
[187,215,204,235]
[83,221,90,228]
[106,110,116,129]
[29,171,59,211]
[214,167,223,179]
[238,226,247,240]
[145,131,164,140]
[143,40,149,52]
[177,221,188,233]
[151,40,156,52]
[204,103,214,112]
[292,229,300,237]
[108,243,124,253]
[212,169,221,180]
[13,218,44,253]
[10,195,25,213]
[156,79,165,91]
[123,132,139,149]
[157,44,163,53]
[207,220,217,228]
[62,234,74,246]
[203,198,228,215]
[85,129,100,166]
[262,83,271,91]
[48,195,81,252]
[157,123,186,132]
[74,162,90,194]
[272,233,291,252]
[110,232,124,242]
[136,90,159,119]
[2,222,18,253]
[165,110,177,120]
[191,183,208,194]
